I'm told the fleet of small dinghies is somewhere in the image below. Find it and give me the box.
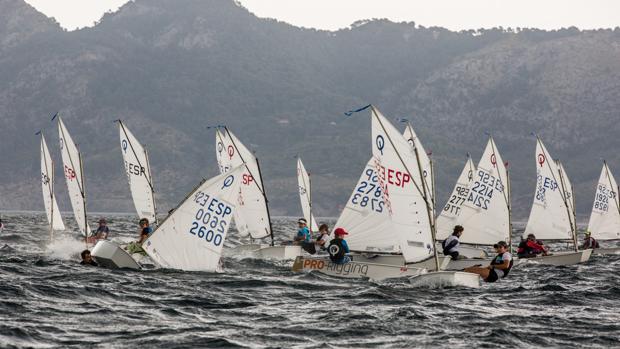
[35,106,618,287]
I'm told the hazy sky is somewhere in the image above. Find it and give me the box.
[25,0,620,31]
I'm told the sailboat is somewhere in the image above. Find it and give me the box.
[520,137,592,265]
[56,115,92,243]
[294,106,471,281]
[215,127,300,259]
[118,120,158,225]
[434,155,487,259]
[39,132,65,239]
[93,165,246,270]
[441,137,512,270]
[300,121,449,269]
[587,161,620,255]
[297,157,319,233]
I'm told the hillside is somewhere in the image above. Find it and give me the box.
[0,0,619,222]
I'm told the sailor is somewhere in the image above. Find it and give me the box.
[328,228,351,264]
[314,224,330,252]
[294,218,311,244]
[126,228,149,256]
[517,233,549,258]
[95,218,110,240]
[464,241,513,283]
[139,218,153,235]
[80,249,98,266]
[581,231,600,250]
[442,225,464,260]
[0,218,4,232]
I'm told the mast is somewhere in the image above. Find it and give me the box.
[144,146,158,226]
[414,146,440,271]
[506,165,513,253]
[78,144,88,246]
[308,168,314,233]
[255,157,275,246]
[556,160,578,252]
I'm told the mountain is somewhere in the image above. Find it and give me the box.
[0,0,619,224]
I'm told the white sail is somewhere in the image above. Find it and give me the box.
[335,158,397,252]
[524,138,573,240]
[435,156,475,240]
[143,165,244,271]
[296,158,319,232]
[371,106,435,263]
[119,121,157,224]
[57,117,91,236]
[456,137,510,245]
[403,123,434,210]
[40,134,65,231]
[587,163,620,240]
[215,128,271,240]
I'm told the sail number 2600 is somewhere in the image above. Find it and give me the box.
[190,191,233,247]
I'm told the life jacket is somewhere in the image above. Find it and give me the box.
[586,237,600,249]
[442,235,459,255]
[490,252,513,277]
[328,239,346,262]
[517,240,544,256]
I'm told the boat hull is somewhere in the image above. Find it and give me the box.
[350,253,451,270]
[255,245,303,260]
[592,247,620,255]
[91,240,141,270]
[444,257,495,271]
[517,249,592,266]
[292,256,425,281]
[410,271,481,288]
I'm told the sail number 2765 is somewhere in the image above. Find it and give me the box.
[190,191,233,247]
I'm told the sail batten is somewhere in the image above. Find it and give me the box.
[119,121,157,224]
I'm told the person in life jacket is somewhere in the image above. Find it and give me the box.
[517,233,549,258]
[328,228,350,264]
[464,241,513,283]
[442,225,464,260]
[314,224,330,253]
[581,231,600,250]
[95,218,110,240]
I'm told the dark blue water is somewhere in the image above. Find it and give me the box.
[0,213,619,348]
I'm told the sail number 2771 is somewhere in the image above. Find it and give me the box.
[190,191,233,247]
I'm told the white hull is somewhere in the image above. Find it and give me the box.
[517,249,592,266]
[592,247,620,255]
[227,243,266,254]
[444,257,494,271]
[255,245,303,260]
[410,271,481,288]
[350,253,450,270]
[435,243,489,259]
[91,240,141,270]
[292,256,425,281]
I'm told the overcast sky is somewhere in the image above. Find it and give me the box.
[25,0,620,31]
